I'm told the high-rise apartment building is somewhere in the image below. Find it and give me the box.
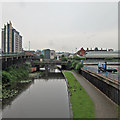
[1,28,5,53]
[19,35,22,52]
[1,21,22,53]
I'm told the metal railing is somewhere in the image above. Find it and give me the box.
[83,66,119,81]
[1,52,25,56]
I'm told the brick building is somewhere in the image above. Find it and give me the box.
[77,47,86,56]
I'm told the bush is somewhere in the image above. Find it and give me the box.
[2,71,15,85]
[61,56,68,61]
[65,60,84,70]
[2,65,30,85]
[71,61,79,69]
[73,56,85,61]
[75,63,83,70]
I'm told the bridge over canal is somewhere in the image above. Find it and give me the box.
[1,54,33,70]
[31,60,67,71]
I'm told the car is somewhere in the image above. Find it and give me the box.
[106,67,117,73]
[98,62,117,73]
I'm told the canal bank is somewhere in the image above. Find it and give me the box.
[63,71,94,118]
[2,69,70,118]
[62,71,73,118]
[2,64,38,107]
[71,71,118,118]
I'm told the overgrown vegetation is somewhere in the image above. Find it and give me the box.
[2,65,30,86]
[2,64,32,101]
[61,55,84,71]
[73,56,85,61]
[61,55,85,62]
[61,55,68,61]
[63,71,94,118]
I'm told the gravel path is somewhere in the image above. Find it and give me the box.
[70,71,118,118]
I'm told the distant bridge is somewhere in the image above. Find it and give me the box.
[31,61,67,66]
[31,60,67,71]
[1,54,33,60]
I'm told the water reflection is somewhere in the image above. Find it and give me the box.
[2,69,70,118]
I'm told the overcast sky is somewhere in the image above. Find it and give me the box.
[1,2,118,52]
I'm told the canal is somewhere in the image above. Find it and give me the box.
[2,69,70,118]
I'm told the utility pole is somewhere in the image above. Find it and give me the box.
[75,48,77,53]
[29,41,30,51]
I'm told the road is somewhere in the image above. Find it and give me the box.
[70,71,118,118]
[84,65,119,81]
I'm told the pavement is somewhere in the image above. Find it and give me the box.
[70,71,118,118]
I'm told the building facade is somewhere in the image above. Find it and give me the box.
[77,47,109,56]
[86,51,119,59]
[77,47,86,56]
[44,49,50,59]
[43,49,55,60]
[50,50,55,59]
[1,21,22,54]
[2,28,5,53]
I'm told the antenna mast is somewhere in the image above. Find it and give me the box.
[29,41,30,51]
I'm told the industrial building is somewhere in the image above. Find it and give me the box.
[86,51,120,60]
[50,50,55,59]
[42,49,55,60]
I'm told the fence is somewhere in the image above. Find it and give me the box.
[83,66,119,81]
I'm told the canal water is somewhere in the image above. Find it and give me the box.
[2,69,70,118]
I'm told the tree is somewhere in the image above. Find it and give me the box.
[61,54,68,61]
[73,56,85,61]
[71,61,78,69]
[75,63,83,70]
[40,54,44,59]
[61,57,67,61]
[94,47,98,51]
[61,54,65,58]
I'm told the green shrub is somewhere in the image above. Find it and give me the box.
[2,65,30,85]
[75,63,83,70]
[71,61,79,69]
[2,71,15,85]
[61,57,68,61]
[73,56,85,61]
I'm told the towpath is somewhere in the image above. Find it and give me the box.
[70,71,118,118]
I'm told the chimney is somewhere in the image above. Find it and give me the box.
[101,48,102,51]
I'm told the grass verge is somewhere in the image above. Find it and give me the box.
[63,71,94,118]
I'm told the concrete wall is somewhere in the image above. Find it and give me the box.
[2,56,32,70]
[81,69,120,105]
